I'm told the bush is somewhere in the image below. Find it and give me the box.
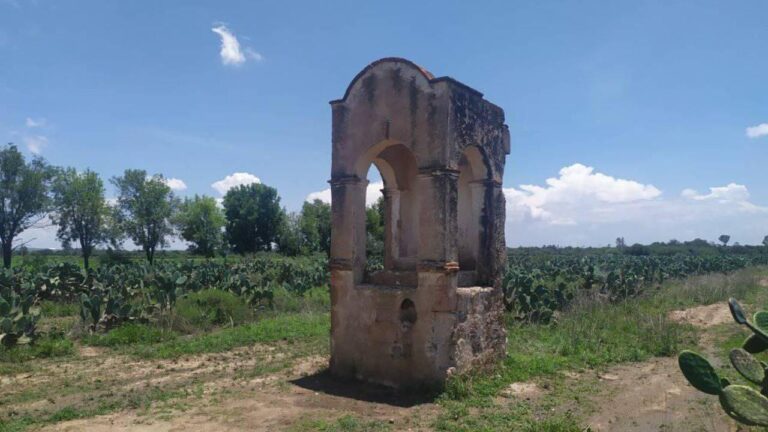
[0,334,74,363]
[272,285,330,313]
[83,323,176,347]
[174,289,252,332]
[40,301,79,318]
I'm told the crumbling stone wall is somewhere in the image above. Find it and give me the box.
[329,58,510,388]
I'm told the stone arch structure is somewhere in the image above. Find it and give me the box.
[329,58,510,387]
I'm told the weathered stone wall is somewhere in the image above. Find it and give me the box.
[329,58,509,388]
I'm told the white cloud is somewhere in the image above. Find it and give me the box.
[211,172,261,195]
[23,135,48,154]
[306,181,384,207]
[682,183,749,202]
[305,189,331,204]
[746,123,768,139]
[211,24,261,66]
[504,163,662,225]
[211,25,245,65]
[163,177,187,191]
[25,117,45,128]
[504,163,768,246]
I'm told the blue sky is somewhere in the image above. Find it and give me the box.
[1,0,766,248]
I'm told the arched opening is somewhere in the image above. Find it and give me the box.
[457,146,489,280]
[399,298,417,330]
[364,166,386,274]
[358,142,419,285]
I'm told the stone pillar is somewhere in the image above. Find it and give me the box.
[417,168,459,268]
[329,176,368,284]
[381,187,400,271]
[416,168,460,315]
[486,180,506,289]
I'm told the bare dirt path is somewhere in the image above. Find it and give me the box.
[11,295,768,431]
[583,303,744,432]
[26,348,437,432]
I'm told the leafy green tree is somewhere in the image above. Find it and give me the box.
[300,199,331,255]
[51,168,110,269]
[111,169,178,264]
[763,235,768,248]
[223,183,284,254]
[719,234,731,247]
[175,195,225,257]
[366,196,386,266]
[276,212,304,256]
[0,144,54,268]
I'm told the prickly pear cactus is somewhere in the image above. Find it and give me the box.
[678,298,768,426]
[0,292,40,347]
[79,291,135,332]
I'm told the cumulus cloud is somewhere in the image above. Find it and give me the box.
[23,135,48,154]
[306,181,384,207]
[211,172,261,195]
[504,163,768,246]
[504,163,662,225]
[211,24,262,66]
[163,177,187,191]
[25,117,45,128]
[746,123,768,139]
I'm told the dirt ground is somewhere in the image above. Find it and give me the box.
[2,301,760,431]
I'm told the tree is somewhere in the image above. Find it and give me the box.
[615,237,626,248]
[276,212,304,256]
[223,183,283,254]
[175,195,224,257]
[763,235,768,248]
[0,144,54,268]
[111,170,178,264]
[51,168,110,269]
[718,234,731,247]
[366,196,386,265]
[299,199,331,255]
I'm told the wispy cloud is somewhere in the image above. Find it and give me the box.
[746,123,768,139]
[211,172,261,195]
[211,24,262,66]
[23,135,47,154]
[25,117,45,128]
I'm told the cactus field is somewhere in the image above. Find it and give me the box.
[0,248,767,431]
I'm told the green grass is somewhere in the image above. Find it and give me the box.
[0,335,75,374]
[174,289,254,332]
[291,415,392,432]
[0,387,189,432]
[434,267,768,431]
[272,285,331,313]
[83,322,178,347]
[39,300,79,318]
[126,312,329,359]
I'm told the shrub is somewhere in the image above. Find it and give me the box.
[83,322,176,347]
[272,285,330,313]
[174,289,252,332]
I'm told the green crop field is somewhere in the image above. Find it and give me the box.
[1,242,767,431]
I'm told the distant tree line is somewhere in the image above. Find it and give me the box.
[0,143,345,269]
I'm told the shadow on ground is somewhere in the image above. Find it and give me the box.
[290,369,439,408]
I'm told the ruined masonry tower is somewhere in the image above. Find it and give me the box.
[329,58,509,387]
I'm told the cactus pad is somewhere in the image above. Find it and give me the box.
[720,385,768,426]
[678,350,722,395]
[729,348,765,384]
[755,311,768,332]
[743,334,768,354]
[730,298,748,324]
